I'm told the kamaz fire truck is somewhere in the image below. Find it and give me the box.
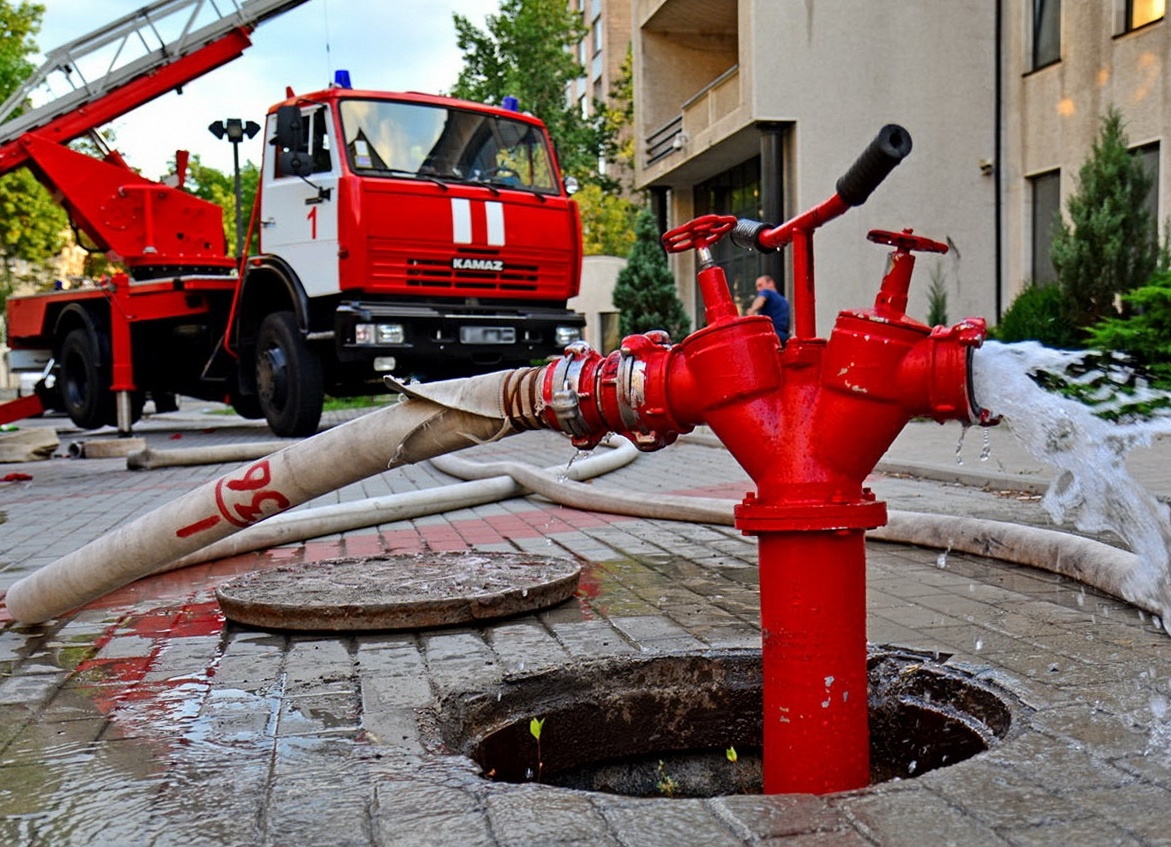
[0,0,584,437]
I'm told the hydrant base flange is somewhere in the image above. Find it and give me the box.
[735,499,887,533]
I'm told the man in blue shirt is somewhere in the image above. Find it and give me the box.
[747,274,791,345]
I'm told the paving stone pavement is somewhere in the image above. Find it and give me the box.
[1,403,1171,846]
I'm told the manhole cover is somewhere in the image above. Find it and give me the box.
[215,552,581,632]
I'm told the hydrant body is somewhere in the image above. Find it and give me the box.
[523,127,994,794]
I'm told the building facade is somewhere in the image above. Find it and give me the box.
[632,0,1168,336]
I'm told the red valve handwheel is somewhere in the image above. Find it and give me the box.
[867,228,948,254]
[661,214,738,253]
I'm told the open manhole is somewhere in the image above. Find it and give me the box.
[438,647,1019,797]
[215,552,580,631]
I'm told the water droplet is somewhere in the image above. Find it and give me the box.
[979,428,992,462]
[954,426,967,466]
[975,638,984,651]
[908,760,918,774]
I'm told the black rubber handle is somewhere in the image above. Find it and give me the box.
[835,124,912,207]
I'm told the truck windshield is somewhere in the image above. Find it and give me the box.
[339,99,560,194]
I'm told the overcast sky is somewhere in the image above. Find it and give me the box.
[32,0,500,178]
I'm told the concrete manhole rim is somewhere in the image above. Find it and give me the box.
[437,645,1026,798]
[214,551,581,632]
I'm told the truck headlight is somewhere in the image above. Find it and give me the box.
[376,323,404,344]
[554,326,582,347]
[355,323,405,345]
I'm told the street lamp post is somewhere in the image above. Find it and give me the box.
[209,118,261,261]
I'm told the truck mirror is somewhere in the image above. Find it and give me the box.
[274,105,304,152]
[280,150,312,178]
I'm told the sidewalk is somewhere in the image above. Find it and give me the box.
[1,405,1170,846]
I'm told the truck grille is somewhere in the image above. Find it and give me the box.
[402,257,540,292]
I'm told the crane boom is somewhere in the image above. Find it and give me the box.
[0,0,309,175]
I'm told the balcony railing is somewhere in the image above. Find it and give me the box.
[642,64,740,170]
[645,114,684,167]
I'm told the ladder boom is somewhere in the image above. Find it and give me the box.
[0,0,308,174]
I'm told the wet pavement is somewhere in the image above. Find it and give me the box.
[2,402,1171,846]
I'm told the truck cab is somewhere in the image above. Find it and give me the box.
[229,85,585,434]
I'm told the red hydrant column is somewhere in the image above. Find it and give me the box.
[739,499,884,794]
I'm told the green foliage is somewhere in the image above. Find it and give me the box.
[655,760,679,798]
[574,183,636,257]
[600,44,635,194]
[612,209,690,341]
[0,167,68,322]
[0,1,64,324]
[450,0,610,188]
[0,1,41,106]
[1086,270,1171,389]
[992,281,1082,349]
[1050,106,1159,332]
[925,259,948,327]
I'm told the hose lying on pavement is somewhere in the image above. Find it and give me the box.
[4,371,528,624]
[429,454,1157,619]
[157,437,642,572]
[126,441,300,470]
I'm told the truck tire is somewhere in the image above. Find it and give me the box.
[255,311,323,437]
[59,327,115,430]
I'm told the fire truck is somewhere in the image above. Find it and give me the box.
[0,0,584,437]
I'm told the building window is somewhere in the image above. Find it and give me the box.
[592,18,604,54]
[1134,141,1160,236]
[1033,0,1061,69]
[1127,0,1165,29]
[599,312,620,353]
[1030,170,1061,285]
[695,157,767,320]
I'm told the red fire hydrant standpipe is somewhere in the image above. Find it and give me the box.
[527,125,996,794]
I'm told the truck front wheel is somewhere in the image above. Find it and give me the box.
[59,327,115,430]
[255,311,323,437]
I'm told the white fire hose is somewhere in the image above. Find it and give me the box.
[4,372,526,623]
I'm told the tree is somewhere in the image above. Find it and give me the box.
[612,209,690,341]
[992,280,1082,349]
[450,0,609,187]
[1050,106,1160,334]
[1086,271,1171,389]
[0,167,67,323]
[0,1,69,324]
[574,182,636,257]
[0,1,40,103]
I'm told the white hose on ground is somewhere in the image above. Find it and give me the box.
[429,452,735,524]
[126,441,300,469]
[159,437,642,571]
[4,371,523,624]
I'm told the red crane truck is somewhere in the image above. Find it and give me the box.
[0,0,584,437]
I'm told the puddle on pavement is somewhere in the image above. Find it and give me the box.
[439,647,1019,797]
